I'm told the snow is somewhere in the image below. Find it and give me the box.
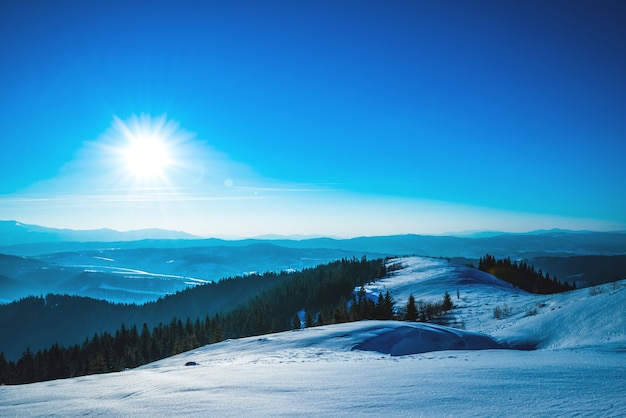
[366,257,626,350]
[353,323,505,355]
[2,257,625,416]
[93,256,115,262]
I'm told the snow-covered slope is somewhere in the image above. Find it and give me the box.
[2,257,625,417]
[368,257,626,350]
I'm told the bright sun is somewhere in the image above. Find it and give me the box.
[109,114,183,183]
[123,135,171,179]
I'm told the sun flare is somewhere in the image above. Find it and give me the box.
[106,114,188,186]
[123,135,171,179]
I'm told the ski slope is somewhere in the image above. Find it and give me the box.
[2,257,625,417]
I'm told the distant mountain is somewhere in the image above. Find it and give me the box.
[255,231,626,259]
[1,221,625,307]
[0,220,201,246]
[442,230,509,238]
[527,254,626,287]
[2,221,626,259]
[252,233,343,240]
[0,243,387,304]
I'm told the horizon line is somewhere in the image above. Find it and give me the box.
[2,219,626,243]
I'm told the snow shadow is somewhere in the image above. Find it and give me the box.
[352,323,534,356]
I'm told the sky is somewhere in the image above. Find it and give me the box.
[0,0,624,238]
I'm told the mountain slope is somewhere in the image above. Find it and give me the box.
[362,257,626,350]
[1,257,625,416]
[1,320,624,416]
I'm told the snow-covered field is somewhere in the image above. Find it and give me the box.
[2,257,625,417]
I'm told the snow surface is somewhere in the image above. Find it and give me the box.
[2,257,625,417]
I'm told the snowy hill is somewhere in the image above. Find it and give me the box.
[362,257,626,350]
[2,257,625,416]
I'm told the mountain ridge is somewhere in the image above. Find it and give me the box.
[3,220,626,249]
[0,220,201,246]
[3,224,626,259]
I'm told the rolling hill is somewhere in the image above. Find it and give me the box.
[1,256,624,416]
[1,221,625,306]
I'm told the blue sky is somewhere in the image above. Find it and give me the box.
[1,0,624,237]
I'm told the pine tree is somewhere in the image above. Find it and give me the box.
[375,293,385,319]
[405,295,418,321]
[292,312,301,330]
[316,311,325,326]
[356,286,367,319]
[140,323,151,364]
[443,291,453,311]
[383,291,394,319]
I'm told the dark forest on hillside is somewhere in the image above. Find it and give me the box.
[1,257,387,384]
[478,254,575,293]
[0,256,459,385]
[2,252,583,385]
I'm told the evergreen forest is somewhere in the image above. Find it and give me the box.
[0,257,381,384]
[478,254,576,293]
[7,253,585,385]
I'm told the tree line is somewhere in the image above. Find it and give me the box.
[478,254,576,293]
[0,256,458,385]
[0,269,292,362]
[1,257,386,384]
[0,253,464,384]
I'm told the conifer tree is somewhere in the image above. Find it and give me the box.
[375,293,385,319]
[443,291,453,311]
[316,311,326,326]
[405,295,418,321]
[383,291,394,319]
[292,312,301,330]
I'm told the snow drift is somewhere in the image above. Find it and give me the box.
[353,322,505,355]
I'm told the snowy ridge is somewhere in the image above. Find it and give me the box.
[367,257,626,350]
[2,256,625,416]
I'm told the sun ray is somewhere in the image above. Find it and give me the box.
[104,114,190,190]
[122,133,172,178]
